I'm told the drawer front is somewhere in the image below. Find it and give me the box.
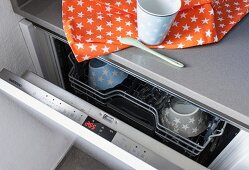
[0,69,207,170]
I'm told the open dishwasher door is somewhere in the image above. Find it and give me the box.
[0,69,207,170]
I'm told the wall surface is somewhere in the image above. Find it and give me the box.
[0,0,35,75]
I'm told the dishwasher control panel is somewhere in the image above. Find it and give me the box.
[83,116,116,141]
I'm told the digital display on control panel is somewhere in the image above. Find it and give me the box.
[83,116,116,141]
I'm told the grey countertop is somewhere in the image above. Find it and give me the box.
[14,0,249,130]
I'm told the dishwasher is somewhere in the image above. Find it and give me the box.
[5,0,249,169]
[0,34,246,169]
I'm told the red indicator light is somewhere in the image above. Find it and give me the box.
[84,121,96,130]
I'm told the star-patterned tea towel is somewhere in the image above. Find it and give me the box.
[62,0,249,63]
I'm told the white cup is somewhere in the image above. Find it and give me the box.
[137,0,181,45]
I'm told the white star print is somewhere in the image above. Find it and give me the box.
[166,40,173,45]
[68,16,74,21]
[197,38,204,45]
[192,127,198,133]
[182,24,190,31]
[177,43,185,48]
[97,15,104,20]
[76,35,82,41]
[115,1,121,6]
[224,3,230,7]
[125,21,132,26]
[98,76,104,82]
[106,31,113,36]
[106,21,113,27]
[185,35,193,41]
[78,12,84,18]
[112,71,118,76]
[217,11,222,15]
[205,30,212,37]
[234,2,240,6]
[76,22,83,29]
[126,31,133,36]
[115,17,122,22]
[218,17,224,21]
[86,30,93,35]
[77,0,84,6]
[102,46,110,53]
[87,6,93,12]
[103,69,109,76]
[219,24,225,28]
[174,33,182,39]
[213,0,219,5]
[123,9,129,12]
[189,118,195,124]
[199,7,205,13]
[182,124,189,131]
[126,0,132,4]
[221,31,227,35]
[83,55,90,60]
[198,118,203,124]
[132,8,136,14]
[107,39,113,44]
[108,79,114,86]
[76,43,84,49]
[87,18,94,25]
[173,118,181,124]
[116,36,122,41]
[116,26,123,32]
[214,35,219,42]
[96,25,104,31]
[194,26,201,32]
[184,0,191,5]
[106,6,112,12]
[209,9,214,15]
[180,12,187,18]
[107,13,113,17]
[68,24,74,30]
[172,21,179,27]
[96,35,103,39]
[89,44,97,51]
[68,6,75,12]
[202,18,209,24]
[173,128,179,133]
[62,0,245,61]
[191,15,198,22]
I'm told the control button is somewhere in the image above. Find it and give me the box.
[103,114,114,123]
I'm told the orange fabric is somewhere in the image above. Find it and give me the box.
[62,0,249,62]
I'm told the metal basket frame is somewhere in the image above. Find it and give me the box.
[68,53,226,156]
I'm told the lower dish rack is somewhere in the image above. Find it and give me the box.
[68,53,226,156]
